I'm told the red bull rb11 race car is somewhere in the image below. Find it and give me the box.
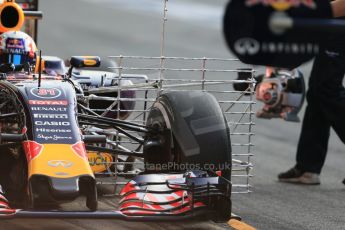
[0,0,248,222]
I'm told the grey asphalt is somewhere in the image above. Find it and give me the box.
[3,0,345,229]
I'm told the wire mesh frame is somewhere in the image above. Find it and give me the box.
[87,0,255,195]
[87,55,256,194]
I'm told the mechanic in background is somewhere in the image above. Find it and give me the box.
[278,0,345,184]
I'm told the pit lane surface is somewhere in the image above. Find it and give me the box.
[3,0,345,229]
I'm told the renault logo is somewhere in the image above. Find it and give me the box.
[48,160,73,168]
[234,38,260,55]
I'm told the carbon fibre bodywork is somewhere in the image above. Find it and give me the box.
[0,71,232,220]
[0,78,96,207]
[0,171,231,221]
[0,0,234,222]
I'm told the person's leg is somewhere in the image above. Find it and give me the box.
[295,52,333,174]
[318,50,345,145]
[297,48,345,173]
[279,49,345,183]
[295,102,330,174]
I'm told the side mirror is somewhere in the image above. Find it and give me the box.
[68,56,101,77]
[70,56,101,68]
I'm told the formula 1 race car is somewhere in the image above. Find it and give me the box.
[0,0,233,221]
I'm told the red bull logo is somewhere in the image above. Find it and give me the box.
[246,0,316,11]
[6,38,24,49]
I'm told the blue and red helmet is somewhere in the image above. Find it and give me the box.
[0,31,37,65]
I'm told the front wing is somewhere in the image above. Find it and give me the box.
[0,172,231,221]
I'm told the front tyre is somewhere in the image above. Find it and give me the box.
[144,91,232,179]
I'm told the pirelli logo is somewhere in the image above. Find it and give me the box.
[33,114,69,119]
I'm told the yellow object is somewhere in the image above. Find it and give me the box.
[0,0,25,33]
[228,219,256,230]
[34,56,45,74]
[83,59,97,66]
[270,2,293,11]
[27,143,94,179]
[88,152,113,173]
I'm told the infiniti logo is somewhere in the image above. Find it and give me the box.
[234,38,319,56]
[234,38,260,55]
[48,160,74,168]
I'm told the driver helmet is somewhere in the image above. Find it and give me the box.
[0,31,37,65]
